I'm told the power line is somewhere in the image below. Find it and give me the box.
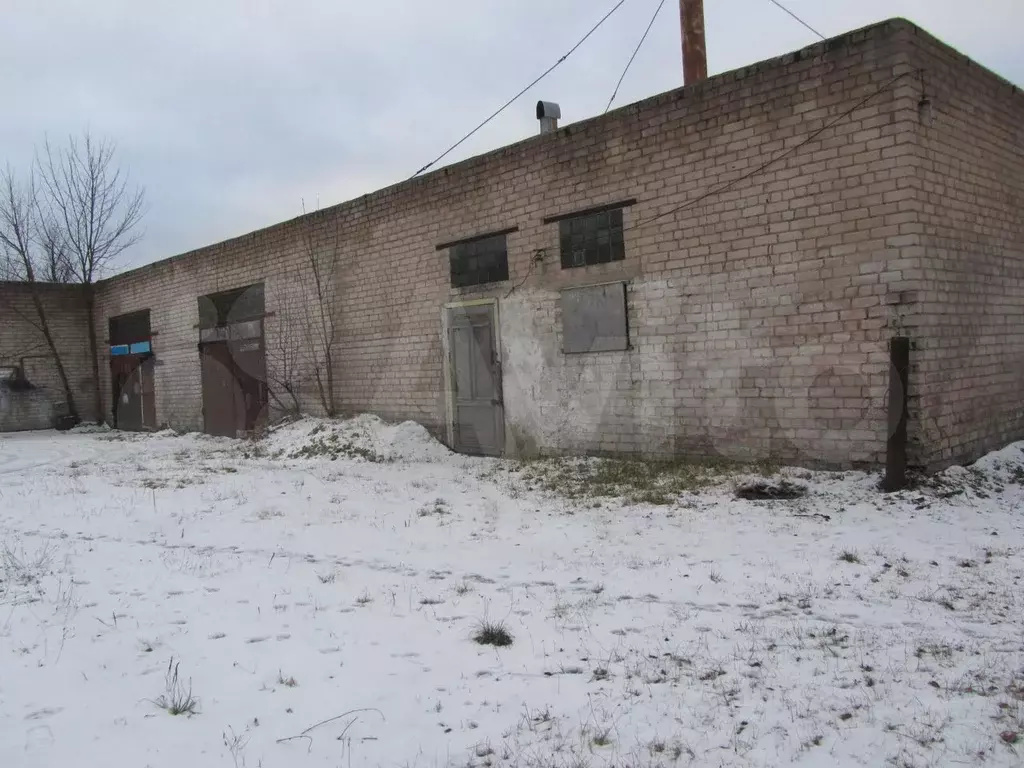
[605,0,667,113]
[633,69,915,232]
[410,0,630,180]
[766,0,826,41]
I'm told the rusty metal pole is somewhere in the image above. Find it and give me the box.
[680,0,708,84]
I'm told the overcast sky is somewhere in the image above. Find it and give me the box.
[2,0,1020,273]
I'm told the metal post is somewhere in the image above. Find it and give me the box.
[883,337,910,491]
[680,0,708,84]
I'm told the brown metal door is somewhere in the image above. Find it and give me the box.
[448,305,504,456]
[200,342,241,437]
[111,356,143,430]
[231,334,267,433]
[140,358,156,429]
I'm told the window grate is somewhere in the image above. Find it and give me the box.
[450,234,509,288]
[559,208,625,269]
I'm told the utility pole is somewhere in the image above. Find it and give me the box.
[680,0,708,84]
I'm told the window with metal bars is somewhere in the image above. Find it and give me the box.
[449,234,509,288]
[558,208,625,269]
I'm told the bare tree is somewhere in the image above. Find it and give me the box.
[299,216,342,417]
[0,166,80,419]
[264,290,304,417]
[36,132,146,422]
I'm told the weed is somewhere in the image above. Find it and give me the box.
[709,569,723,584]
[915,643,956,662]
[417,498,450,517]
[454,580,474,596]
[839,550,861,564]
[514,455,736,502]
[152,658,199,716]
[735,479,807,500]
[355,590,373,605]
[473,742,495,758]
[286,429,388,463]
[669,743,691,760]
[631,489,676,505]
[590,728,613,747]
[277,671,298,687]
[223,726,249,768]
[1,541,53,585]
[316,571,336,584]
[419,596,444,606]
[473,619,513,647]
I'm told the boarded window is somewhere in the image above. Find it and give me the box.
[199,327,229,343]
[559,208,625,269]
[198,283,265,328]
[109,310,151,345]
[450,234,509,288]
[560,282,629,354]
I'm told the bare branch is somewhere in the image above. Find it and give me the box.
[0,165,39,282]
[276,707,384,752]
[32,129,148,422]
[0,164,81,421]
[35,130,146,285]
[298,216,343,417]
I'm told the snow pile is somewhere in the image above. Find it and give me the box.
[380,419,453,462]
[964,441,1024,480]
[262,414,451,463]
[931,441,1024,495]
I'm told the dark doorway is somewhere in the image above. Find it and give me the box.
[447,303,504,456]
[109,310,156,431]
[198,285,268,437]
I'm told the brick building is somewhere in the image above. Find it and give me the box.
[0,283,94,431]
[2,18,1022,472]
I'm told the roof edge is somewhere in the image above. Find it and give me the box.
[103,16,930,286]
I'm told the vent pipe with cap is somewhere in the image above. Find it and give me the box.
[536,101,561,134]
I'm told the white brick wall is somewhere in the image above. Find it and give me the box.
[0,282,95,428]
[84,19,1024,469]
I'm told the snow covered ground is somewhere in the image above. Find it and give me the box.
[1,417,1022,768]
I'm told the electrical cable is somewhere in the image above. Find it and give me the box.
[633,69,915,232]
[766,0,826,41]
[410,0,630,179]
[604,0,667,113]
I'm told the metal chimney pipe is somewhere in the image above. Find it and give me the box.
[680,0,707,84]
[536,101,561,135]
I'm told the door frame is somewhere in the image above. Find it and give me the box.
[442,298,505,455]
